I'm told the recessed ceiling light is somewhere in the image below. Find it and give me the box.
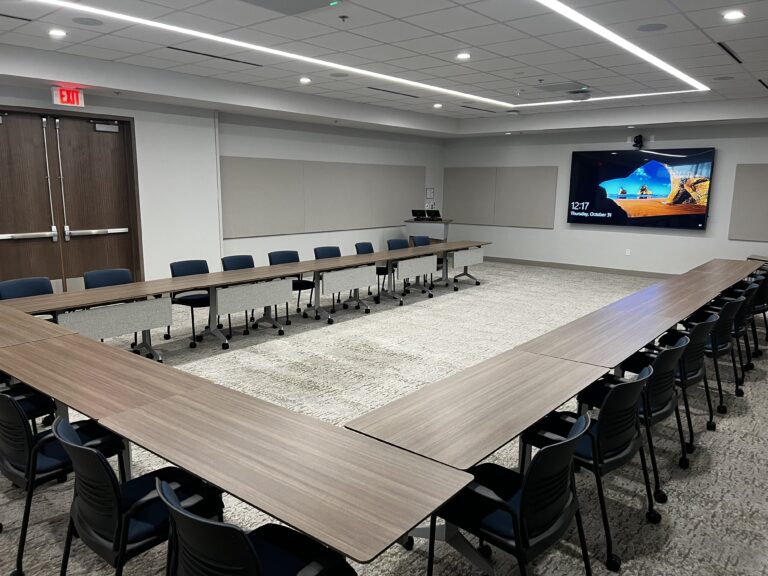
[456,52,471,61]
[611,152,617,155]
[504,132,512,135]
[48,28,67,38]
[433,103,443,109]
[627,125,635,128]
[72,16,102,26]
[299,76,311,85]
[723,9,745,21]
[33,0,709,111]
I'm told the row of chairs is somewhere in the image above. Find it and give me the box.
[422,271,768,575]
[0,392,357,575]
[166,237,432,346]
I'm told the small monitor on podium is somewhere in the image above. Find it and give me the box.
[426,209,442,221]
[412,209,427,220]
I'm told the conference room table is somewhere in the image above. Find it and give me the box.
[0,304,73,348]
[1,240,489,354]
[518,259,763,369]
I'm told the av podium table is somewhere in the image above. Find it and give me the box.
[404,219,452,242]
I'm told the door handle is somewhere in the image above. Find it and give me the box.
[0,231,59,241]
[53,118,71,241]
[67,228,129,237]
[41,117,59,242]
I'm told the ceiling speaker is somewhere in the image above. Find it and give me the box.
[241,0,334,15]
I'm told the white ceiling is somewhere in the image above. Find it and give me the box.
[0,0,766,119]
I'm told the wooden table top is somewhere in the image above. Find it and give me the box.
[0,334,217,420]
[101,385,471,563]
[0,304,74,348]
[3,240,489,314]
[347,350,607,470]
[518,259,762,368]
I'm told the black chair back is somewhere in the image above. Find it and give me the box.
[681,314,718,379]
[355,242,374,255]
[734,283,759,331]
[314,246,341,260]
[711,297,744,348]
[597,367,651,458]
[267,251,299,266]
[519,415,589,545]
[0,394,33,482]
[646,337,688,411]
[170,260,209,278]
[752,274,768,307]
[84,269,133,289]
[53,418,122,546]
[387,239,409,251]
[221,255,254,271]
[159,480,260,576]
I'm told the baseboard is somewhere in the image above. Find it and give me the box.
[484,256,673,279]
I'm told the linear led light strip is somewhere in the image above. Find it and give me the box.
[28,0,709,110]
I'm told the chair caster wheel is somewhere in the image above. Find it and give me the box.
[428,293,433,298]
[421,289,426,294]
[606,554,621,572]
[399,300,403,306]
[42,415,54,427]
[57,474,67,483]
[278,329,285,336]
[402,536,414,551]
[11,570,24,576]
[132,349,141,355]
[217,323,223,330]
[189,342,197,349]
[745,362,754,371]
[222,343,229,350]
[707,421,716,431]
[296,307,302,313]
[243,330,250,336]
[327,318,334,325]
[429,284,435,290]
[646,510,662,524]
[735,388,744,397]
[453,286,458,292]
[315,314,321,321]
[405,289,411,294]
[686,442,695,454]
[374,297,381,304]
[146,353,154,360]
[342,303,349,310]
[164,334,171,340]
[130,342,136,349]
[303,312,309,319]
[195,335,204,342]
[679,457,689,469]
[478,543,492,558]
[364,308,370,314]
[654,489,667,504]
[717,405,727,414]
[286,320,292,326]
[355,304,361,310]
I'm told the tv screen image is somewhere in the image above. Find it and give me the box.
[567,148,715,230]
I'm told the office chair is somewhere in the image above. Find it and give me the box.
[0,397,126,576]
[412,235,439,291]
[709,281,760,381]
[314,246,342,321]
[53,418,224,576]
[157,480,358,576]
[355,242,385,304]
[747,274,768,345]
[656,314,719,440]
[268,250,315,319]
[523,368,658,572]
[221,255,255,337]
[435,416,592,576]
[168,260,210,348]
[0,277,53,300]
[387,238,410,305]
[84,268,138,350]
[724,275,765,364]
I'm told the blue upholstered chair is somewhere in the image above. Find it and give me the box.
[314,246,342,315]
[158,480,357,576]
[84,268,138,349]
[412,235,441,290]
[387,239,411,304]
[53,418,224,576]
[355,242,385,304]
[0,277,53,301]
[168,260,210,348]
[268,250,315,319]
[221,255,255,337]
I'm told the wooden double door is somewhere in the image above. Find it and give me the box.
[0,111,142,289]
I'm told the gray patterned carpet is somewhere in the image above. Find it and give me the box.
[2,262,767,576]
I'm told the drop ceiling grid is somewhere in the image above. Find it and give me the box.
[0,0,765,117]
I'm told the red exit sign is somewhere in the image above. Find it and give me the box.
[52,87,84,107]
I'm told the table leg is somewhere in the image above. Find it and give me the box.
[453,266,480,291]
[204,288,230,350]
[341,288,371,315]
[135,329,164,363]
[441,251,450,287]
[120,438,133,480]
[253,305,284,335]
[410,521,495,575]
[518,440,532,473]
[55,400,70,423]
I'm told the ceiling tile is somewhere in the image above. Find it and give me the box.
[446,23,527,45]
[353,0,455,18]
[155,11,237,33]
[466,56,528,71]
[301,4,391,29]
[405,7,496,34]
[539,28,601,48]
[0,31,72,50]
[169,62,223,76]
[484,37,553,57]
[84,34,160,53]
[464,0,549,22]
[514,49,580,66]
[352,20,432,43]
[59,44,131,60]
[39,9,130,34]
[118,53,178,68]
[581,0,678,25]
[303,31,380,50]
[85,0,175,18]
[508,12,581,36]
[386,54,449,70]
[220,27,287,46]
[186,0,282,26]
[396,34,468,54]
[10,21,101,42]
[249,16,335,40]
[351,44,419,61]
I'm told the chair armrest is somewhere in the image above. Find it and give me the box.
[124,481,181,516]
[465,482,515,514]
[297,562,324,576]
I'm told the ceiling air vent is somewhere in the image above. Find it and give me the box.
[240,0,336,16]
[537,82,590,94]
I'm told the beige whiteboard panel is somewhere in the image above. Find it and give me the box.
[369,165,426,227]
[729,164,768,242]
[494,166,558,229]
[444,167,496,225]
[303,161,373,232]
[221,157,304,238]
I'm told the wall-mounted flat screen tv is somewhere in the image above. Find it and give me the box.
[567,148,715,230]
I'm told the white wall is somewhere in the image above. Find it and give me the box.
[219,115,444,264]
[0,86,221,280]
[444,124,768,275]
